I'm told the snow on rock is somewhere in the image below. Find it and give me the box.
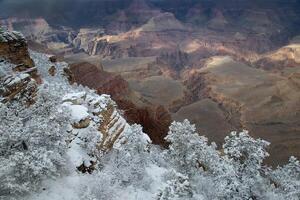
[62,92,87,104]
[87,94,112,113]
[67,135,95,170]
[0,29,26,43]
[0,70,36,103]
[61,90,129,152]
[26,51,131,169]
[69,105,89,122]
[0,29,34,67]
[62,103,89,123]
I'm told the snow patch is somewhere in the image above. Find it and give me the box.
[62,102,89,123]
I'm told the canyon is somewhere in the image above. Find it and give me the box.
[1,0,300,165]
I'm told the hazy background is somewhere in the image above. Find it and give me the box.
[1,0,299,24]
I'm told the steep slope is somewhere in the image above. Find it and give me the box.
[63,61,172,145]
[0,29,136,171]
[255,42,300,71]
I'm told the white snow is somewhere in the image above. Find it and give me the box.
[62,92,86,103]
[67,135,94,169]
[62,102,89,123]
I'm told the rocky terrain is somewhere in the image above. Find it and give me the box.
[1,0,300,164]
[179,56,300,165]
[0,29,134,174]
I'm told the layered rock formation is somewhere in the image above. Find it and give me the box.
[255,43,300,71]
[62,92,130,152]
[0,29,38,104]
[0,28,34,67]
[67,62,130,99]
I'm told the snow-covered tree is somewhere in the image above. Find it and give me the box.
[165,120,206,174]
[165,120,227,176]
[268,156,300,200]
[78,125,102,156]
[222,130,271,199]
[99,124,152,187]
[157,172,193,200]
[223,130,270,171]
[122,124,151,154]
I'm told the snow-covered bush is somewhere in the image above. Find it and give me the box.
[268,156,300,199]
[99,124,152,187]
[164,120,206,174]
[157,171,193,200]
[0,88,69,197]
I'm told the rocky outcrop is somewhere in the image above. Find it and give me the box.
[73,28,104,52]
[48,66,56,76]
[0,29,34,67]
[87,39,126,58]
[0,29,38,104]
[62,92,129,152]
[0,72,37,104]
[255,44,300,71]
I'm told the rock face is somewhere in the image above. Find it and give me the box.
[0,29,38,104]
[62,92,129,152]
[0,72,37,104]
[117,99,171,145]
[255,43,300,71]
[0,29,34,67]
[67,62,130,99]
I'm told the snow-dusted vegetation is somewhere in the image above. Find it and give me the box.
[0,49,299,200]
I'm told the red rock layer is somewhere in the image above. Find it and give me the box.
[67,62,171,146]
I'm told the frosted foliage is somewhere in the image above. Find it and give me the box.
[157,172,193,200]
[122,124,151,153]
[0,89,69,197]
[164,120,225,175]
[223,130,270,169]
[164,120,300,200]
[268,156,300,199]
[79,126,102,156]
